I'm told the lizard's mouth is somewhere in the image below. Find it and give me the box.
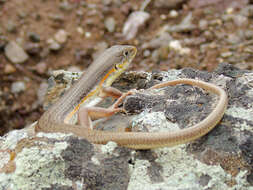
[104,46,137,87]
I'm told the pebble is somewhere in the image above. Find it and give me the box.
[104,17,116,33]
[47,38,62,51]
[36,62,47,74]
[169,40,190,55]
[165,12,196,32]
[24,43,41,55]
[54,29,68,44]
[199,19,208,30]
[49,41,61,51]
[0,35,7,50]
[49,14,65,22]
[4,64,16,74]
[4,41,29,64]
[233,15,248,27]
[154,0,185,8]
[76,27,84,35]
[143,49,151,57]
[122,11,150,40]
[11,81,26,93]
[6,20,17,33]
[59,1,73,11]
[75,49,88,64]
[85,32,91,38]
[169,10,178,18]
[28,32,40,42]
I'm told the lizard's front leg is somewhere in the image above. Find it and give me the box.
[78,87,135,129]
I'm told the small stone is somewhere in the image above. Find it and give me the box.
[75,49,88,64]
[104,17,116,33]
[17,10,27,19]
[54,29,68,44]
[199,19,208,30]
[0,36,7,50]
[85,32,91,38]
[24,43,41,55]
[169,40,190,55]
[169,10,178,18]
[227,34,241,44]
[76,9,84,16]
[233,15,248,27]
[59,1,73,11]
[143,50,151,57]
[221,52,232,58]
[6,20,17,33]
[36,62,47,74]
[4,64,16,74]
[49,41,61,51]
[40,47,50,58]
[4,41,29,64]
[11,81,26,93]
[28,32,40,42]
[49,14,64,22]
[160,14,167,20]
[67,66,81,72]
[123,11,150,40]
[226,7,234,14]
[154,0,185,8]
[102,0,112,6]
[76,27,84,35]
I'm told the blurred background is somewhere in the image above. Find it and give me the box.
[0,0,252,135]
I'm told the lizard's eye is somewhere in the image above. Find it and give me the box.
[114,64,118,70]
[123,50,129,57]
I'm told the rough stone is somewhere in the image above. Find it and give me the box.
[1,64,253,190]
[104,17,116,33]
[11,81,26,93]
[4,41,29,64]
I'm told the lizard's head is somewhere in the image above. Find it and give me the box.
[102,45,137,87]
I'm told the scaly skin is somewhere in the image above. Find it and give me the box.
[36,45,228,149]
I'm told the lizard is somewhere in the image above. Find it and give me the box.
[36,45,228,149]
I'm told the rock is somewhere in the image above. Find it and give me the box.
[169,40,191,55]
[48,14,64,22]
[154,0,186,8]
[24,43,41,55]
[199,19,208,30]
[54,29,68,44]
[0,35,7,50]
[4,64,16,74]
[6,20,17,33]
[59,0,73,11]
[164,12,196,32]
[47,39,62,51]
[169,10,178,18]
[35,62,47,74]
[1,64,253,189]
[4,41,29,64]
[122,11,150,40]
[11,81,26,93]
[104,17,116,33]
[142,32,172,49]
[28,32,40,42]
[233,14,248,27]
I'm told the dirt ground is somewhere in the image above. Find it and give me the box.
[0,0,252,135]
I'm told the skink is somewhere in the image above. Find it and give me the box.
[36,45,228,149]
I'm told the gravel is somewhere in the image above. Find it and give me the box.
[4,41,29,64]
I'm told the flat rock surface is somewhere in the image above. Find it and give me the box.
[0,63,253,190]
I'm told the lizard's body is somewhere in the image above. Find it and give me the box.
[36,45,228,149]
